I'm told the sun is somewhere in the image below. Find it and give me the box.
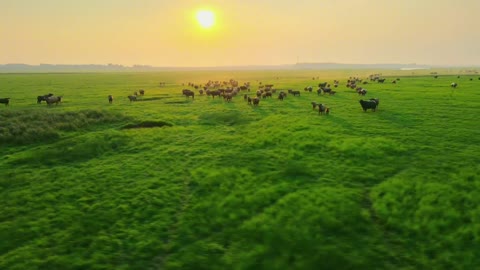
[196,10,215,29]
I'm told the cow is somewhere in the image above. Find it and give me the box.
[319,82,327,88]
[46,96,62,106]
[311,102,318,110]
[128,95,137,102]
[357,89,367,96]
[244,94,248,101]
[291,90,301,96]
[0,98,10,106]
[322,88,332,95]
[108,95,113,104]
[210,90,221,98]
[369,98,380,108]
[199,89,204,95]
[37,93,54,104]
[318,103,328,115]
[317,88,322,95]
[224,93,233,102]
[252,97,260,106]
[329,90,336,95]
[451,82,458,88]
[434,75,438,79]
[139,89,145,96]
[359,99,378,112]
[278,92,285,101]
[378,79,385,83]
[392,80,397,84]
[182,89,195,99]
[247,96,252,105]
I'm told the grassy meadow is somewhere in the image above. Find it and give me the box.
[1,70,479,269]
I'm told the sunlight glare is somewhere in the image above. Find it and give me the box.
[196,10,215,29]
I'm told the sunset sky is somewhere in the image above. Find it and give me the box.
[1,0,479,67]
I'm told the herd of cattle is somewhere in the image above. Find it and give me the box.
[1,75,476,114]
[176,76,386,114]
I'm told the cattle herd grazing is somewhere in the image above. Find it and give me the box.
[178,76,386,115]
[1,74,474,113]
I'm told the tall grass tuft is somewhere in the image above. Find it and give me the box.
[0,109,129,145]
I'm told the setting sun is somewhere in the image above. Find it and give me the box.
[196,10,215,29]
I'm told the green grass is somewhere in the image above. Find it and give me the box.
[0,70,479,269]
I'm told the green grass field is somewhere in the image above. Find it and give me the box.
[1,70,479,269]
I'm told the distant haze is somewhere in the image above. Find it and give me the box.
[1,0,479,67]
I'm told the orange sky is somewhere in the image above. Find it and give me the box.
[1,0,479,67]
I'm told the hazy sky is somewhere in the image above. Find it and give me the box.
[1,0,479,67]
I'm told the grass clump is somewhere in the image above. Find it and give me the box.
[0,109,129,146]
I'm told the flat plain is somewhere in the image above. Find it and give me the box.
[1,69,479,269]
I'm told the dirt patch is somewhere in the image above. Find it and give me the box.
[135,97,170,102]
[121,121,173,129]
[165,100,191,104]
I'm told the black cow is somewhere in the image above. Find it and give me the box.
[319,82,327,88]
[108,95,113,104]
[378,79,385,83]
[139,89,145,96]
[37,93,54,104]
[369,98,380,108]
[0,98,10,106]
[359,99,377,112]
[128,95,137,102]
[291,90,301,96]
[278,92,285,101]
